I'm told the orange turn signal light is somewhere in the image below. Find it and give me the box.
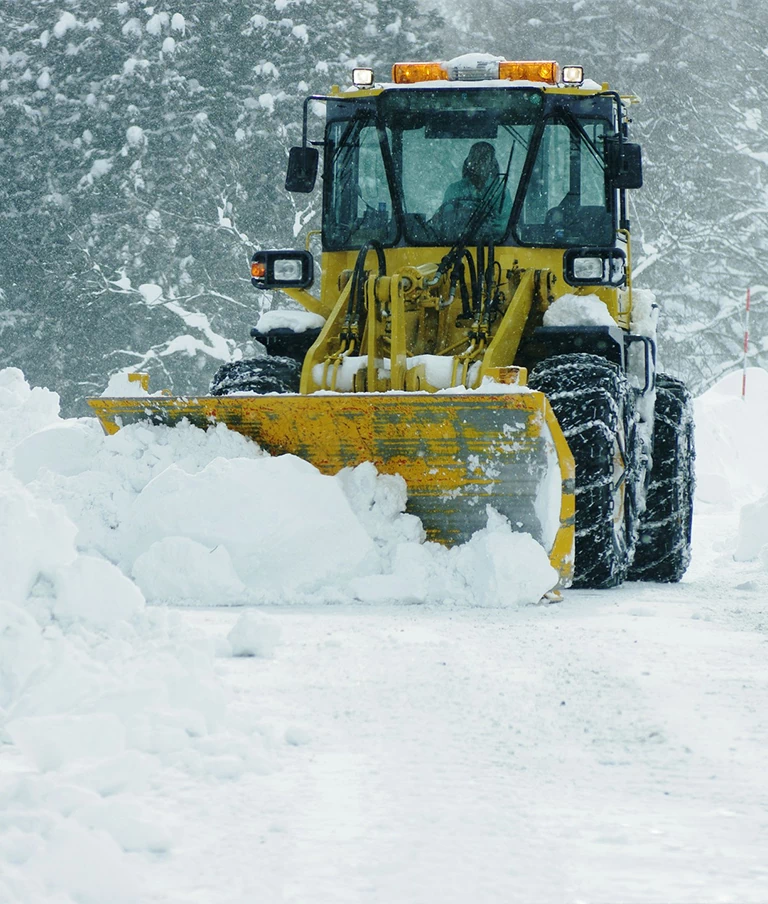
[498,60,559,84]
[251,261,266,279]
[392,62,448,84]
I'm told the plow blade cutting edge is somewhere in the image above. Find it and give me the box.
[89,392,575,586]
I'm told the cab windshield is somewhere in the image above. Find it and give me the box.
[323,88,615,251]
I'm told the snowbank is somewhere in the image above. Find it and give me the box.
[0,372,274,902]
[6,369,558,608]
[694,367,768,507]
[0,365,560,896]
[693,366,768,567]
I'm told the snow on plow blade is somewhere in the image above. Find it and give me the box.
[88,392,575,586]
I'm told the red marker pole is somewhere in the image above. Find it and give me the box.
[742,287,751,399]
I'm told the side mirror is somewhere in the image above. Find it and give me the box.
[605,137,643,190]
[251,250,314,290]
[285,146,319,193]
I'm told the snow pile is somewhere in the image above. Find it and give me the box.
[0,365,562,895]
[692,366,768,566]
[125,454,376,600]
[543,293,616,327]
[0,371,278,903]
[5,367,559,612]
[100,370,150,397]
[226,611,282,658]
[694,367,768,507]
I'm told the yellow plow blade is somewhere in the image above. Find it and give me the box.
[88,392,574,586]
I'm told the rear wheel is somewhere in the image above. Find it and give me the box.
[209,355,302,396]
[629,375,695,582]
[529,353,639,589]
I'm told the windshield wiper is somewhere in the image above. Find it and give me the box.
[432,142,515,283]
[552,105,606,171]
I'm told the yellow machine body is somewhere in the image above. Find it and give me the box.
[90,61,646,590]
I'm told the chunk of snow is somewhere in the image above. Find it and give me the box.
[171,13,186,33]
[125,125,145,146]
[694,367,768,507]
[13,419,101,483]
[451,507,558,605]
[0,368,61,459]
[100,371,150,397]
[138,282,163,304]
[256,309,325,333]
[227,612,282,658]
[631,287,659,340]
[258,93,275,113]
[735,493,768,561]
[122,18,142,38]
[0,474,77,605]
[53,12,79,38]
[36,69,50,90]
[543,293,616,327]
[52,555,145,629]
[146,209,162,230]
[162,36,176,54]
[146,13,165,35]
[89,158,112,178]
[125,456,375,597]
[133,537,249,606]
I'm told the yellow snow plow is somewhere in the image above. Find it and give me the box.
[89,387,575,583]
[91,55,696,589]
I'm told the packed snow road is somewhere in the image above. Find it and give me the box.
[2,367,768,903]
[147,513,768,903]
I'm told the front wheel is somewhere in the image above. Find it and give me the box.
[628,375,695,582]
[209,355,302,396]
[529,353,639,589]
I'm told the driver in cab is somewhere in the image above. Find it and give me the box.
[432,141,513,241]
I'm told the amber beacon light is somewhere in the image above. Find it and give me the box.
[393,59,562,85]
[497,60,559,83]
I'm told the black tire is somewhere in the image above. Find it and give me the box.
[628,375,695,582]
[529,353,639,589]
[209,355,302,396]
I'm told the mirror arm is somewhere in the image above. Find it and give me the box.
[302,95,328,148]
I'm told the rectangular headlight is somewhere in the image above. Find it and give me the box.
[573,257,604,281]
[564,249,626,287]
[250,250,314,290]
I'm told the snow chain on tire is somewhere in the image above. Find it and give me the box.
[209,355,302,396]
[529,353,640,589]
[628,374,695,582]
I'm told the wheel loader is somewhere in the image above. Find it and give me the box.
[90,54,695,589]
